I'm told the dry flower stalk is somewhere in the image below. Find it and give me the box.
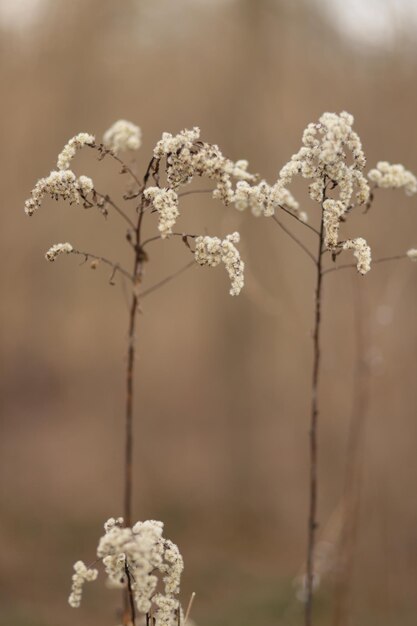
[25,113,417,626]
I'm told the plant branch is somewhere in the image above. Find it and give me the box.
[272,215,317,265]
[121,184,150,625]
[90,143,142,189]
[94,191,136,230]
[322,254,408,276]
[139,261,196,300]
[277,204,321,236]
[72,250,134,283]
[305,198,326,626]
[124,563,136,626]
[141,232,197,249]
[177,188,215,198]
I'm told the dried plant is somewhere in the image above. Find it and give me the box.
[25,113,417,626]
[270,111,417,626]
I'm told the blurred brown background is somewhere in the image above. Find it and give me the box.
[1,1,417,625]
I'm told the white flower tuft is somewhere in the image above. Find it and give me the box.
[368,161,417,196]
[45,242,74,262]
[278,111,370,241]
[322,199,345,249]
[233,180,299,217]
[69,517,184,625]
[25,170,82,215]
[77,175,94,195]
[103,120,142,154]
[342,238,372,275]
[406,248,417,261]
[68,560,98,608]
[57,133,95,170]
[144,187,179,238]
[194,232,244,296]
[153,127,256,206]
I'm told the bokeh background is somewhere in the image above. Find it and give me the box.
[1,1,417,625]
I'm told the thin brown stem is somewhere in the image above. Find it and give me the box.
[277,204,321,236]
[94,191,136,230]
[323,254,408,276]
[305,200,325,626]
[89,143,142,189]
[139,260,195,299]
[272,215,317,265]
[141,232,197,249]
[124,563,137,626]
[125,290,138,529]
[364,184,377,213]
[122,188,148,626]
[72,249,134,283]
[178,188,214,198]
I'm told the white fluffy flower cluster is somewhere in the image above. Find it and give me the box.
[45,242,74,262]
[279,111,370,249]
[194,232,244,296]
[77,175,94,195]
[68,560,98,608]
[70,517,184,626]
[407,248,417,261]
[342,238,372,275]
[322,199,345,249]
[24,170,93,216]
[103,119,142,154]
[233,179,300,217]
[144,187,179,238]
[57,133,95,170]
[153,127,256,205]
[368,161,417,196]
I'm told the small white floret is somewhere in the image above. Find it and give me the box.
[45,242,74,262]
[406,248,417,261]
[103,120,142,153]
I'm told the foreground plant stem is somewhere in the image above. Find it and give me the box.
[305,201,325,626]
[123,176,150,626]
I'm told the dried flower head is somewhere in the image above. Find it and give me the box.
[194,232,244,296]
[77,175,94,195]
[57,133,95,170]
[70,517,184,626]
[103,119,142,153]
[322,199,345,249]
[407,248,417,261]
[342,237,372,275]
[153,126,256,206]
[278,111,370,251]
[144,187,179,238]
[24,170,90,216]
[368,162,417,196]
[45,242,74,262]
[233,179,300,217]
[68,560,98,608]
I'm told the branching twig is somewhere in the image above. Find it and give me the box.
[178,188,214,198]
[272,215,317,265]
[277,204,321,236]
[72,249,134,283]
[322,254,408,276]
[89,143,142,189]
[141,233,197,249]
[139,261,196,300]
[94,191,136,230]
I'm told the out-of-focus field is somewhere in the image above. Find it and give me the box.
[1,1,417,625]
